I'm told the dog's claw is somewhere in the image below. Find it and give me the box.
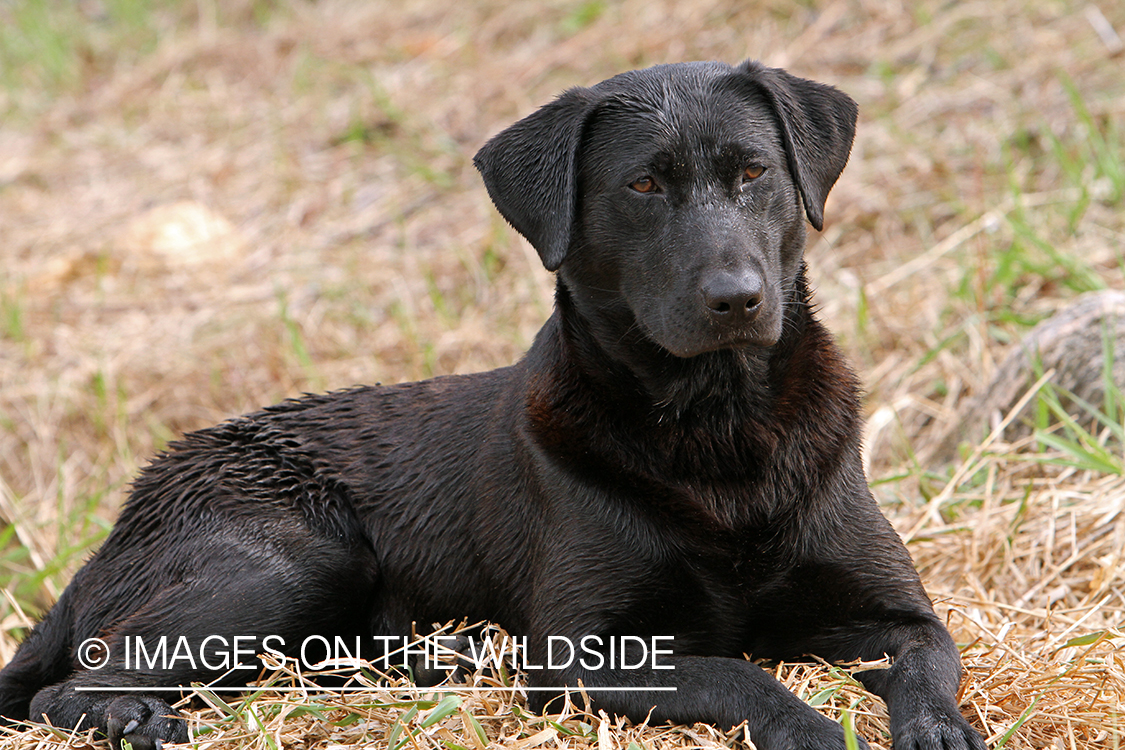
[104,695,187,750]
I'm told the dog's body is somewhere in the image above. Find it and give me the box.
[0,61,985,750]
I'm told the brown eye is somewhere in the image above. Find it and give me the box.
[630,176,658,193]
[742,165,765,182]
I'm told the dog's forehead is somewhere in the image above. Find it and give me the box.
[586,64,781,165]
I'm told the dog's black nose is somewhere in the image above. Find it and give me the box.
[702,272,764,323]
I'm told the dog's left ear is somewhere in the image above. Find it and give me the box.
[734,61,858,231]
[473,87,600,272]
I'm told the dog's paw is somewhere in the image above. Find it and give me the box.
[858,669,984,750]
[796,722,870,750]
[891,702,986,750]
[790,721,871,750]
[412,634,478,687]
[105,695,188,750]
[761,708,871,750]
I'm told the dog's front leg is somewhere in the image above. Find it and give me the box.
[850,619,986,750]
[525,654,868,750]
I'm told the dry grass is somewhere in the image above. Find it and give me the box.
[1,0,1124,747]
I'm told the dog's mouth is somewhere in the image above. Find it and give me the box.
[641,312,784,359]
[626,267,789,358]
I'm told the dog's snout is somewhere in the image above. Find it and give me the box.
[702,272,764,323]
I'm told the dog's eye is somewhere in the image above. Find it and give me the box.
[742,165,766,183]
[629,176,659,194]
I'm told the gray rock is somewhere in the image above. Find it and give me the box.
[933,290,1125,462]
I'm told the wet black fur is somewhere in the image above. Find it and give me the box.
[0,60,985,750]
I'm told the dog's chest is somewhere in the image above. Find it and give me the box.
[617,515,793,654]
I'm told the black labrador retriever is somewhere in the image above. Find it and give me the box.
[0,60,986,750]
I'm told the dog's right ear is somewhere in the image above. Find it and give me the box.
[473,88,600,272]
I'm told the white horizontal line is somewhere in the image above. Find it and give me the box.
[74,686,677,692]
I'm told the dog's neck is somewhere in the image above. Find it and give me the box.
[521,270,862,502]
[517,270,863,527]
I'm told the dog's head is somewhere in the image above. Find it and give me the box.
[474,61,856,358]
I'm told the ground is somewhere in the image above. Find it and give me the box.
[0,1,1123,748]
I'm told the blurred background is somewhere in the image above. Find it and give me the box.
[1,1,1122,746]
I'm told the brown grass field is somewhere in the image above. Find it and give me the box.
[1,0,1123,747]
